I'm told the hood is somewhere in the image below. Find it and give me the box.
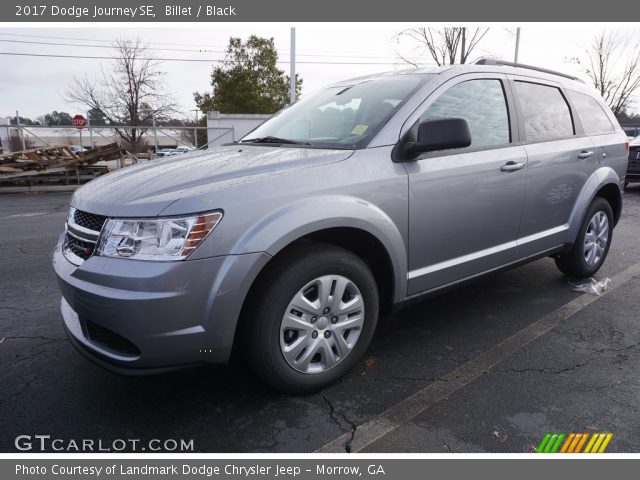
[71,145,353,217]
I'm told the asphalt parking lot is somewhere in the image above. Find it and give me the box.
[1,189,640,453]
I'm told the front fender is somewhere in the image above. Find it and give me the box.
[229,195,408,303]
[566,166,622,243]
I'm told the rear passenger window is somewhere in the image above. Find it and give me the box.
[420,79,510,148]
[568,90,615,134]
[514,82,574,141]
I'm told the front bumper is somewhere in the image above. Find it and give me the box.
[53,235,270,373]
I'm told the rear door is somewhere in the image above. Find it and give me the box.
[510,77,597,257]
[566,89,629,183]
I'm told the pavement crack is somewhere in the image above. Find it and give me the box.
[2,335,66,342]
[320,394,357,453]
[390,375,447,383]
[496,341,640,376]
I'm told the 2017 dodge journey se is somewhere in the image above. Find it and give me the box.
[53,59,629,392]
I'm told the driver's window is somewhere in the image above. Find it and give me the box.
[420,79,510,148]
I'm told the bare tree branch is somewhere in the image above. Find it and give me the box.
[579,30,640,116]
[65,38,178,152]
[396,27,489,67]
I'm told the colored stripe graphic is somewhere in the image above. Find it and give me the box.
[597,433,613,453]
[536,433,552,453]
[573,433,589,453]
[584,433,598,453]
[537,433,612,453]
[559,433,575,453]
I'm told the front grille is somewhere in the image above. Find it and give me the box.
[66,235,95,260]
[84,319,141,357]
[74,210,107,232]
[63,208,107,265]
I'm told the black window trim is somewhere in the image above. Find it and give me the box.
[509,77,582,145]
[393,73,519,162]
[565,88,617,137]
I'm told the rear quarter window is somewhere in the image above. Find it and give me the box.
[514,81,574,142]
[568,90,615,135]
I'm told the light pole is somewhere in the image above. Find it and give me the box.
[190,108,200,148]
[290,27,296,104]
[514,27,521,63]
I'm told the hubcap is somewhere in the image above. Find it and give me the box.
[583,211,609,267]
[280,275,365,374]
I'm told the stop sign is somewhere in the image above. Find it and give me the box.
[72,114,87,129]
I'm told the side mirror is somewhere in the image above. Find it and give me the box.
[405,117,472,158]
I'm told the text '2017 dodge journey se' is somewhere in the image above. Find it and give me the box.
[53,59,628,393]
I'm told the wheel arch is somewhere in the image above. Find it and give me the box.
[567,167,622,243]
[229,196,407,357]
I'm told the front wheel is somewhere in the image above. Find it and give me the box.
[243,242,379,393]
[555,197,613,278]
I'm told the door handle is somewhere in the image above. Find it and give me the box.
[500,161,525,172]
[578,151,594,159]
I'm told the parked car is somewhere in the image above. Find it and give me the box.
[53,60,628,393]
[622,126,640,140]
[626,136,640,185]
[174,146,195,154]
[155,148,176,157]
[68,145,90,154]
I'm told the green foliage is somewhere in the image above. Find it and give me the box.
[87,108,109,126]
[10,116,38,126]
[194,36,302,114]
[43,111,73,126]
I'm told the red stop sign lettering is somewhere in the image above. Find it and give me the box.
[72,115,87,129]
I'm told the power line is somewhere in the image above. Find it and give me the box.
[0,38,222,53]
[0,31,227,47]
[0,31,409,60]
[0,51,410,66]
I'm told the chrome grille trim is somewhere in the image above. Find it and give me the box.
[62,207,107,266]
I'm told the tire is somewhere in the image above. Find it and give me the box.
[555,197,614,278]
[243,242,379,393]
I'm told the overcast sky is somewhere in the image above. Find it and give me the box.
[1,23,639,120]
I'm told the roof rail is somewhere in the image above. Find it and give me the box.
[474,58,583,83]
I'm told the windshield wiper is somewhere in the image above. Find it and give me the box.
[240,136,311,145]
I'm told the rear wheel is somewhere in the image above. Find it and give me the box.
[243,242,379,393]
[555,197,613,278]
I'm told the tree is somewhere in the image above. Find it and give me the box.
[194,36,302,114]
[65,38,177,152]
[87,108,109,126]
[10,116,38,126]
[42,111,72,126]
[397,27,489,67]
[573,31,640,117]
[173,116,208,149]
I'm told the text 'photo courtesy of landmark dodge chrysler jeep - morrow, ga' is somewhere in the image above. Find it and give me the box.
[53,59,628,393]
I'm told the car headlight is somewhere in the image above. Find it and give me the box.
[95,211,223,261]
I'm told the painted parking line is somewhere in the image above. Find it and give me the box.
[0,212,48,220]
[317,261,640,453]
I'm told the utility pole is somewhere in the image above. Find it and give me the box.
[290,27,296,104]
[460,27,466,64]
[16,110,26,151]
[87,111,93,148]
[151,111,158,153]
[190,108,199,148]
[514,27,521,63]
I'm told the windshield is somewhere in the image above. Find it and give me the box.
[241,74,432,149]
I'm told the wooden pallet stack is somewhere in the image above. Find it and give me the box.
[0,143,123,186]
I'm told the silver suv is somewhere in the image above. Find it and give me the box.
[53,60,628,392]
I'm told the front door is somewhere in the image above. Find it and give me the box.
[404,75,528,295]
